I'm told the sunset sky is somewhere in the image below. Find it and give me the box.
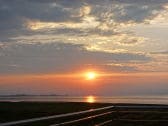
[0,0,167,96]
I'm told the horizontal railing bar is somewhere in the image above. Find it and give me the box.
[0,106,114,126]
[117,105,168,109]
[117,111,168,113]
[115,119,168,122]
[95,119,113,126]
[50,111,112,126]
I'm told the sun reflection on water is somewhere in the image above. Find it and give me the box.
[86,96,96,103]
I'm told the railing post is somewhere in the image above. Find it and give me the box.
[113,106,120,125]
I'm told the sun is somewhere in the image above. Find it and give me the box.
[86,96,95,103]
[85,72,97,80]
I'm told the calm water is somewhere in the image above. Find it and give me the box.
[0,95,168,105]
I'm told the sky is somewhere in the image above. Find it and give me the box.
[0,0,168,96]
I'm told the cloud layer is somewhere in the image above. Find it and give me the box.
[0,0,167,74]
[0,42,151,74]
[0,0,168,40]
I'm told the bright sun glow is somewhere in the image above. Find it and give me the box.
[85,72,97,80]
[86,96,96,103]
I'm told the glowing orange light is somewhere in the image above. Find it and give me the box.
[86,96,95,103]
[85,72,97,80]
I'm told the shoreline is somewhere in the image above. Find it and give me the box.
[0,95,168,105]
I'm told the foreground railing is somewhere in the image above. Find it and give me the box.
[0,106,114,126]
[0,105,168,126]
[50,111,113,126]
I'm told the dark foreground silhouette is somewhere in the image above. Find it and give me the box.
[0,102,168,126]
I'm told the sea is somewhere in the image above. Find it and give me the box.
[0,95,168,105]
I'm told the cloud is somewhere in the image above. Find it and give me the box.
[111,34,148,45]
[0,0,168,42]
[0,42,151,74]
[0,0,166,74]
[150,50,168,54]
[0,0,83,40]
